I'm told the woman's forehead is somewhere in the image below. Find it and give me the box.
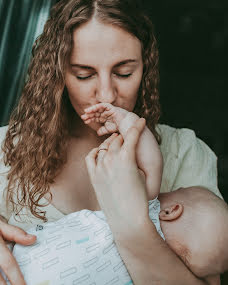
[69,18,142,66]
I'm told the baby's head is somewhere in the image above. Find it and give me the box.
[158,187,228,279]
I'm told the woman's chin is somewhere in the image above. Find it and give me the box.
[86,121,102,135]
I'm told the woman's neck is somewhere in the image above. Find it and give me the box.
[70,113,109,145]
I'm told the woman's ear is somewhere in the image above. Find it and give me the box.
[159,204,183,221]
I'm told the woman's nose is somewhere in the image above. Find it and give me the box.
[96,76,117,104]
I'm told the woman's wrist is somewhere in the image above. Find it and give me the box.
[113,216,157,247]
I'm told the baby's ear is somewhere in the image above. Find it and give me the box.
[159,204,183,221]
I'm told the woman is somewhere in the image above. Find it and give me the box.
[0,0,222,284]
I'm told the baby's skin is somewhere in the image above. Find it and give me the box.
[81,103,163,199]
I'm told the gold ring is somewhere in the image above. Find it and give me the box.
[97,148,108,153]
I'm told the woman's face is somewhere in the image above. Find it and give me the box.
[65,18,143,131]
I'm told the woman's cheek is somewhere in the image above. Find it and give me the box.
[122,87,140,111]
[70,91,96,117]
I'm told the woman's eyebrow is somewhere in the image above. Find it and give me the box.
[70,59,138,69]
[115,59,138,67]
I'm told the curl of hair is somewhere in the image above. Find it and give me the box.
[2,0,161,222]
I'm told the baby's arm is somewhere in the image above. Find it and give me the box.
[81,103,163,199]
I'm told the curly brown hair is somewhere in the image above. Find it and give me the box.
[2,0,161,222]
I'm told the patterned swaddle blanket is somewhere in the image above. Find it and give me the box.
[2,198,164,285]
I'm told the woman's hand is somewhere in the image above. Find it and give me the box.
[0,217,36,285]
[85,118,149,240]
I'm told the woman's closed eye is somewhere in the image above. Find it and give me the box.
[76,73,132,80]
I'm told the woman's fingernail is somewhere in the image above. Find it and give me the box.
[25,234,34,239]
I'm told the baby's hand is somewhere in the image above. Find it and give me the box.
[81,103,128,136]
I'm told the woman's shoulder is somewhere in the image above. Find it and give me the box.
[156,124,222,199]
[0,124,10,171]
[0,125,13,220]
[0,125,9,142]
[0,125,9,163]
[0,125,9,162]
[156,123,216,159]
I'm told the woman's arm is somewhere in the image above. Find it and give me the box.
[85,120,219,284]
[113,204,216,285]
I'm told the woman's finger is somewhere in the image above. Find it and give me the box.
[122,118,146,160]
[100,132,118,146]
[108,134,124,152]
[96,149,107,164]
[0,273,7,285]
[0,236,26,285]
[85,133,118,171]
[96,133,118,162]
[0,221,36,246]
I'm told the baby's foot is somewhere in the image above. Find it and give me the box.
[81,103,129,136]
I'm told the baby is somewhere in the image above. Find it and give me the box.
[2,187,228,285]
